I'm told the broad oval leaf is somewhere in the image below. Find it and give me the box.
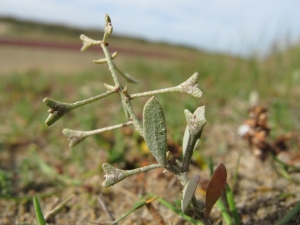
[143,97,167,167]
[181,174,200,212]
[204,163,227,219]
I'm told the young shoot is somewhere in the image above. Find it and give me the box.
[43,13,227,225]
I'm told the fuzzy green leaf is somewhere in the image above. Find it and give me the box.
[43,98,72,126]
[181,106,206,172]
[102,163,127,187]
[143,97,167,167]
[181,174,200,212]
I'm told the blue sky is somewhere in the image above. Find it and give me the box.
[1,0,299,56]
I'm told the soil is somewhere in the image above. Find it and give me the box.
[1,122,300,225]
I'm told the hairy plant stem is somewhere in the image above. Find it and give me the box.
[129,72,202,99]
[43,90,116,126]
[71,90,116,108]
[130,86,183,99]
[74,121,133,136]
[181,133,200,172]
[166,162,206,222]
[100,42,144,135]
[63,121,134,147]
[102,163,162,187]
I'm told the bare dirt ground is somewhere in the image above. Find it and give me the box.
[1,122,300,225]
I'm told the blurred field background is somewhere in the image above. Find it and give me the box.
[1,17,300,224]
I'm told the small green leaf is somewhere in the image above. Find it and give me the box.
[181,106,206,172]
[143,97,167,167]
[33,196,46,225]
[115,65,140,83]
[226,184,241,225]
[62,128,87,147]
[181,174,200,212]
[204,163,227,219]
[102,163,126,187]
[275,200,300,225]
[177,72,202,98]
[43,98,72,126]
[184,106,206,136]
[102,163,161,187]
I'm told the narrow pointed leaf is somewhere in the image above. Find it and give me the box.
[109,200,146,224]
[121,72,140,83]
[226,184,241,225]
[204,163,227,219]
[275,200,300,225]
[115,65,140,83]
[181,174,200,212]
[33,196,46,225]
[143,97,167,167]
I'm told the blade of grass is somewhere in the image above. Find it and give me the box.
[33,196,46,225]
[225,184,241,225]
[98,195,115,221]
[270,153,300,172]
[277,165,293,182]
[32,152,82,185]
[275,200,300,225]
[109,200,146,225]
[158,198,204,225]
[215,199,233,225]
[208,157,214,176]
[232,151,241,189]
[44,195,74,220]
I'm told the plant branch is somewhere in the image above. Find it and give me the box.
[63,120,133,147]
[129,72,202,99]
[93,51,119,64]
[43,90,116,126]
[100,17,143,135]
[80,34,102,52]
[102,163,162,187]
[115,64,140,83]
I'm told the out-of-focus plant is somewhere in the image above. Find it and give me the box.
[43,14,227,224]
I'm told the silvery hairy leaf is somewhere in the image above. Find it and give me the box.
[143,97,167,167]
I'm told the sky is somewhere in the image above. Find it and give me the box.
[1,0,300,57]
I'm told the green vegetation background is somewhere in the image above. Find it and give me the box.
[0,17,299,207]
